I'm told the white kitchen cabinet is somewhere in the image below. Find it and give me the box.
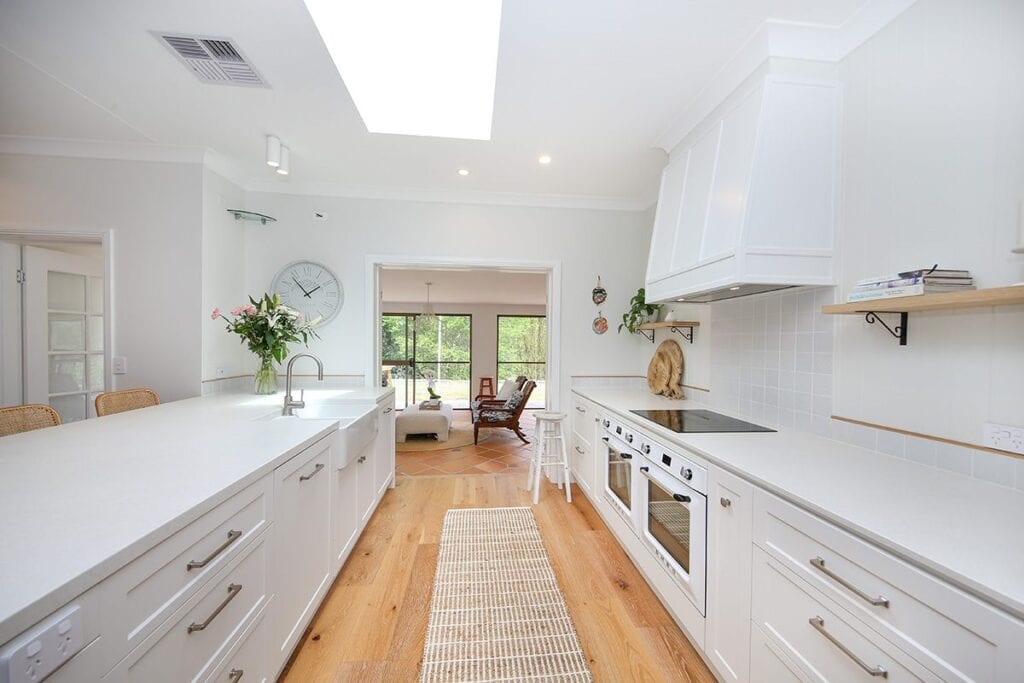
[749,622,805,683]
[206,603,269,683]
[570,394,600,495]
[705,465,754,683]
[330,444,360,576]
[269,438,332,676]
[374,397,396,497]
[356,438,377,528]
[645,72,840,303]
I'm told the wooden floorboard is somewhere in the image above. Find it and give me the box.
[281,473,716,682]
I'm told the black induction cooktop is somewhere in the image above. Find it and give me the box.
[630,409,775,433]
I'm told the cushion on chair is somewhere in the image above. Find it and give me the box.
[494,379,517,400]
[503,389,525,410]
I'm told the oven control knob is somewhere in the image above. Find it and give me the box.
[642,444,651,455]
[625,433,634,443]
[682,468,693,480]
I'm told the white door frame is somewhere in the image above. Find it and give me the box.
[0,228,115,398]
[364,255,562,411]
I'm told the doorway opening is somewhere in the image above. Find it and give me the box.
[368,259,560,477]
[0,233,111,423]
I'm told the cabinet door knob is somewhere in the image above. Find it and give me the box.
[228,669,244,682]
[720,497,731,508]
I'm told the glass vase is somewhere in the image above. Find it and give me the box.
[254,357,278,395]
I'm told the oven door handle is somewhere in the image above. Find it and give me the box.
[638,465,694,503]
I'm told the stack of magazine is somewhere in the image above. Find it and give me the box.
[847,266,974,302]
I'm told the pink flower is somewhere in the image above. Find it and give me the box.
[210,308,221,320]
[229,305,245,316]
[296,312,305,323]
[243,304,257,316]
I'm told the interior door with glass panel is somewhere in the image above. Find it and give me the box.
[23,246,106,423]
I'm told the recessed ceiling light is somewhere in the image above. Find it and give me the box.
[538,154,552,165]
[729,286,741,291]
[676,298,686,302]
[302,0,503,140]
[457,168,470,176]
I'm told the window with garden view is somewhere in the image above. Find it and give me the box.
[496,315,546,408]
[381,314,472,409]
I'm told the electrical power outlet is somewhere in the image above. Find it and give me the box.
[216,367,227,378]
[0,605,83,683]
[111,356,127,375]
[983,422,1024,456]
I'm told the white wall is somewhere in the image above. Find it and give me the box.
[0,241,21,404]
[381,301,547,397]
[244,193,655,407]
[0,153,204,401]
[201,168,250,384]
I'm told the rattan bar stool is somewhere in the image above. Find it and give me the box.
[0,404,62,437]
[94,388,160,417]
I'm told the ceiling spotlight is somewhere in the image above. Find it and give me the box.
[266,135,281,168]
[538,154,552,165]
[729,286,741,291]
[276,146,290,175]
[457,168,470,176]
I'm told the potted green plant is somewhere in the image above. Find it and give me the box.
[618,287,661,334]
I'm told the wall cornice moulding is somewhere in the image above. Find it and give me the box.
[654,0,919,153]
[245,179,656,213]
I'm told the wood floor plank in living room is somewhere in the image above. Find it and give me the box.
[280,473,715,683]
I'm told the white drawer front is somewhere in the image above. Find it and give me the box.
[203,603,268,683]
[752,547,939,682]
[101,477,271,670]
[754,490,1024,681]
[750,621,806,683]
[111,531,269,682]
[570,432,590,495]
[572,399,593,445]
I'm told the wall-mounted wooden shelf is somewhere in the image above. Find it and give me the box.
[821,285,1024,346]
[636,321,700,343]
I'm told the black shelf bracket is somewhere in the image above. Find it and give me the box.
[669,325,695,344]
[864,311,908,346]
[637,329,655,343]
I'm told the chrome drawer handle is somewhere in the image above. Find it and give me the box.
[574,446,585,454]
[809,616,888,678]
[299,463,325,481]
[720,497,732,508]
[384,407,393,414]
[810,557,890,607]
[187,583,242,634]
[576,406,586,413]
[186,529,242,571]
[228,669,244,682]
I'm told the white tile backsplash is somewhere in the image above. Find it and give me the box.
[697,286,1018,489]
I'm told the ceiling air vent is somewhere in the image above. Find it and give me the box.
[155,33,268,87]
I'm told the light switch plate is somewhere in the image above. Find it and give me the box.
[983,422,1024,456]
[0,605,83,683]
[111,356,127,375]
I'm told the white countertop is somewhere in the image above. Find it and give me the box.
[0,387,392,645]
[574,387,1024,620]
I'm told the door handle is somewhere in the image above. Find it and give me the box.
[672,493,691,503]
[186,529,242,571]
[720,497,732,508]
[809,616,888,677]
[574,446,585,454]
[299,463,325,481]
[810,557,889,607]
[187,584,242,634]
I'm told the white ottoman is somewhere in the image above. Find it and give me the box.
[395,403,454,442]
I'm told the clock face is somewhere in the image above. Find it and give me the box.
[271,260,343,326]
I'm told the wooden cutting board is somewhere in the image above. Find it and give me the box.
[647,339,685,399]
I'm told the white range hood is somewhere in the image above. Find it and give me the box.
[645,62,841,304]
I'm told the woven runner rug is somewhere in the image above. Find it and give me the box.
[420,507,593,682]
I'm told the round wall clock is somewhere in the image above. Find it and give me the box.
[271,260,343,326]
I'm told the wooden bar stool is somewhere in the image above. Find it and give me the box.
[478,376,495,399]
[529,411,572,504]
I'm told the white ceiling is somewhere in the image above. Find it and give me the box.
[381,268,547,306]
[0,0,868,206]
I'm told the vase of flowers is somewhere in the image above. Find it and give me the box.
[211,294,320,395]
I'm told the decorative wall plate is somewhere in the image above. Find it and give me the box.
[592,277,607,305]
[592,313,608,335]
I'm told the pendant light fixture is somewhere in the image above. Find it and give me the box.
[420,281,437,329]
[266,135,281,168]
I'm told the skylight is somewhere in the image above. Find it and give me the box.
[303,0,503,140]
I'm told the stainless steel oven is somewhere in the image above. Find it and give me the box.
[636,437,708,615]
[601,418,641,529]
